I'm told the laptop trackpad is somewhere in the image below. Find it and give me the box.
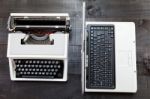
[118,51,132,67]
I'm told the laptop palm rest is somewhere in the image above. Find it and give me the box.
[117,51,132,67]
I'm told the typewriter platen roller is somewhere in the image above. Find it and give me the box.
[7,13,70,81]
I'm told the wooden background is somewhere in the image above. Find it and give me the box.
[0,0,150,99]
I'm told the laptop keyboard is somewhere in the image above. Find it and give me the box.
[86,25,115,89]
[14,59,64,79]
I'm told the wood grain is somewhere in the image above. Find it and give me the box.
[0,0,150,99]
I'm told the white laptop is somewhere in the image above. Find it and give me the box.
[81,2,137,93]
[7,13,70,81]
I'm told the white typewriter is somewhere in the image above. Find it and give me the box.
[7,13,70,81]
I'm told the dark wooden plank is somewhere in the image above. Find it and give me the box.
[86,0,150,19]
[9,74,82,99]
[0,79,11,99]
[0,0,150,99]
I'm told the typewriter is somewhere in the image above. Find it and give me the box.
[7,13,70,81]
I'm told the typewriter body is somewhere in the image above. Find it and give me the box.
[7,13,70,81]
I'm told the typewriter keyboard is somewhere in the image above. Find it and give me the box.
[14,59,64,79]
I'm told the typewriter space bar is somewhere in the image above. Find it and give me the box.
[21,76,55,79]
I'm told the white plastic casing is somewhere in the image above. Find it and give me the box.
[7,13,70,81]
[7,33,69,81]
[82,22,137,93]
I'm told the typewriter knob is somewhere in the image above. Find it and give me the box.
[48,61,51,64]
[58,65,61,68]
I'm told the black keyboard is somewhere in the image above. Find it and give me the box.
[86,25,115,89]
[14,59,64,79]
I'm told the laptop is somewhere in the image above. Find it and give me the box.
[81,2,137,93]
